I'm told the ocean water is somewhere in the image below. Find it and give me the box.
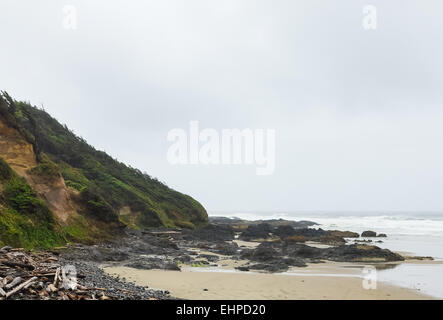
[212,211,443,298]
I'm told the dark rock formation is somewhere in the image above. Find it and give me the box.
[329,230,360,238]
[283,243,323,259]
[323,244,404,262]
[361,231,377,237]
[212,242,239,256]
[276,227,329,238]
[182,224,235,242]
[239,241,404,271]
[239,223,273,240]
[239,242,307,272]
[197,254,219,262]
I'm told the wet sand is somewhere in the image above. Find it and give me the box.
[104,263,433,300]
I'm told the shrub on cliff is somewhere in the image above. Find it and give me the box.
[0,157,64,249]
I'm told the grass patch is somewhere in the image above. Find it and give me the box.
[191,261,207,268]
[0,207,65,249]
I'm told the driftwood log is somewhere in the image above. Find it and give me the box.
[0,260,35,270]
[6,277,38,298]
[5,277,23,289]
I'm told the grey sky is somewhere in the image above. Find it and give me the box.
[1,1,443,212]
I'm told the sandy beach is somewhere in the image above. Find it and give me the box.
[104,263,432,300]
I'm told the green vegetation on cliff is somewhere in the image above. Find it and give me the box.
[0,158,65,249]
[0,91,208,248]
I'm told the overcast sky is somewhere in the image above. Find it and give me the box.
[1,1,443,213]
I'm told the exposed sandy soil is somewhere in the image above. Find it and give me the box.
[0,120,37,176]
[0,118,76,223]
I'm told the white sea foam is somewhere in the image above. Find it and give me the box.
[216,211,443,237]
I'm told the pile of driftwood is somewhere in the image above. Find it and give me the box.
[0,246,111,300]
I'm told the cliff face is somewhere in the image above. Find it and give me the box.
[0,119,76,224]
[0,92,208,248]
[0,119,37,175]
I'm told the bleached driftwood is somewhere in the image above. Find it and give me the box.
[5,277,22,289]
[6,276,37,298]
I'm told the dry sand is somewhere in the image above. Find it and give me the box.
[104,263,432,300]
